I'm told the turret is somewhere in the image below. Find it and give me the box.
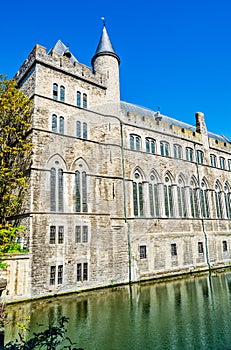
[91,22,120,104]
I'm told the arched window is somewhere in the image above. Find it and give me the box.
[189,178,199,218]
[164,175,173,217]
[196,150,204,164]
[75,169,87,213]
[83,122,88,139]
[77,91,81,107]
[173,144,182,159]
[60,86,65,102]
[224,183,231,219]
[83,93,87,109]
[177,176,187,217]
[200,179,210,218]
[59,117,64,134]
[214,181,223,218]
[50,167,63,212]
[52,114,57,132]
[219,157,226,170]
[160,141,170,156]
[186,147,193,162]
[130,134,141,151]
[53,83,58,100]
[146,138,155,154]
[132,171,144,217]
[210,154,217,167]
[149,173,159,217]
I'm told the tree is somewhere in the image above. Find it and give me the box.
[0,76,32,232]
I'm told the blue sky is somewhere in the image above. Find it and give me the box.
[1,0,231,139]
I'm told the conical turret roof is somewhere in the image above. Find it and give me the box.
[92,25,120,65]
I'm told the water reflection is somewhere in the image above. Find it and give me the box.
[5,270,231,350]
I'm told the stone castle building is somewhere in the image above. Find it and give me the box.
[3,24,231,301]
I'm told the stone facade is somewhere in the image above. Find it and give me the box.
[3,26,231,302]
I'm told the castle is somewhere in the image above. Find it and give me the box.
[3,23,231,302]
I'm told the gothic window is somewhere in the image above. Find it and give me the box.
[219,157,226,170]
[133,171,144,217]
[52,115,57,132]
[60,86,65,102]
[140,245,147,259]
[189,178,199,218]
[149,173,159,217]
[75,169,87,213]
[59,117,64,134]
[196,150,204,164]
[214,181,223,219]
[164,175,173,217]
[200,180,210,218]
[160,141,169,156]
[224,183,231,219]
[177,176,187,218]
[83,93,87,109]
[186,147,193,162]
[210,154,217,167]
[53,83,58,100]
[145,138,155,154]
[50,167,64,212]
[130,134,141,151]
[173,144,182,159]
[77,91,81,107]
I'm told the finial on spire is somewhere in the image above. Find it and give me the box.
[101,17,106,26]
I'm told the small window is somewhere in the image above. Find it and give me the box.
[60,86,65,102]
[196,150,204,164]
[77,91,81,107]
[58,226,64,244]
[219,157,226,170]
[82,226,88,243]
[228,159,231,171]
[83,262,88,280]
[77,263,82,281]
[77,262,88,281]
[210,154,217,167]
[83,93,87,109]
[53,83,58,100]
[83,122,88,139]
[171,243,177,256]
[140,245,147,259]
[173,144,182,159]
[50,226,56,244]
[223,240,228,252]
[50,266,56,285]
[58,265,63,284]
[75,226,81,243]
[186,147,193,162]
[76,121,81,138]
[59,117,64,134]
[52,114,57,132]
[198,242,204,254]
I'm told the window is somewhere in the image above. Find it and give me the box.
[59,117,64,134]
[50,167,64,212]
[50,226,56,244]
[149,174,159,217]
[173,144,182,159]
[83,93,87,109]
[52,115,57,132]
[189,179,199,218]
[140,245,147,259]
[228,159,231,171]
[75,225,88,243]
[200,180,210,218]
[177,177,187,218]
[77,91,81,107]
[160,141,169,156]
[133,171,144,217]
[75,170,87,212]
[219,157,226,170]
[60,86,65,102]
[198,242,204,254]
[171,243,177,256]
[53,83,58,100]
[210,154,217,167]
[58,226,64,244]
[186,147,193,162]
[130,134,141,151]
[196,150,204,164]
[50,266,56,285]
[223,240,228,252]
[58,265,63,284]
[214,181,223,219]
[76,121,88,139]
[145,138,155,154]
[164,176,173,217]
[77,263,88,281]
[224,184,231,219]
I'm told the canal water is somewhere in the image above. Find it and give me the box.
[5,270,231,350]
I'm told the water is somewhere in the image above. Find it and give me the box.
[5,270,231,350]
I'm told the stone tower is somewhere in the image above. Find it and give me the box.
[91,23,120,104]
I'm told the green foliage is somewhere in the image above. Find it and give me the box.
[3,316,84,350]
[0,225,25,255]
[0,76,33,227]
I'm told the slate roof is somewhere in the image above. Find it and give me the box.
[48,40,78,65]
[92,25,120,64]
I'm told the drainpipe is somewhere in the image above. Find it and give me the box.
[120,121,132,283]
[194,142,211,270]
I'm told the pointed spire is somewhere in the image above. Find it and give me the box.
[91,20,120,65]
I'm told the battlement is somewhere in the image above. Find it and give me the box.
[14,44,106,87]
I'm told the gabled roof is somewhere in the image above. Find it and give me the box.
[92,25,120,65]
[48,40,78,65]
